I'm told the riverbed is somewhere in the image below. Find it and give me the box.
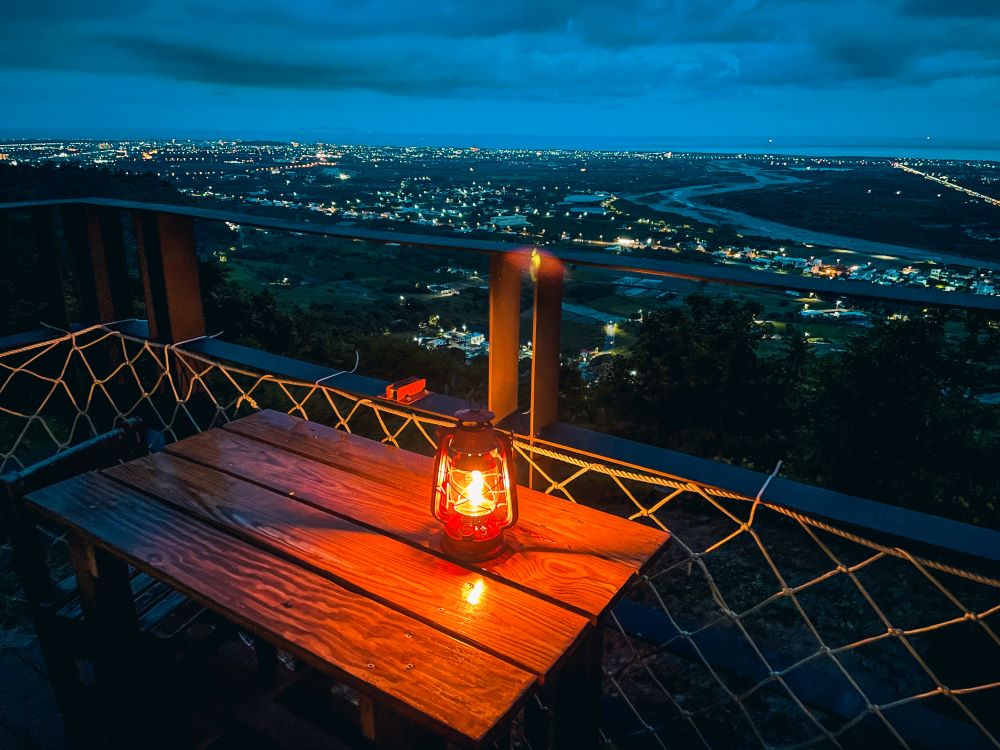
[624,161,1000,271]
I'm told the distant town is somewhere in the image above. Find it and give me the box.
[2,138,998,368]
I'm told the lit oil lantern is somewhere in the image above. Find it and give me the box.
[431,409,518,561]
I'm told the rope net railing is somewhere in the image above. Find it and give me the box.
[0,323,997,750]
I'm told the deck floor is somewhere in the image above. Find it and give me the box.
[0,644,68,750]
[0,633,368,750]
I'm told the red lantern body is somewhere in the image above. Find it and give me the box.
[431,409,518,561]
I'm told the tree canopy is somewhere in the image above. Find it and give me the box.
[562,295,1000,528]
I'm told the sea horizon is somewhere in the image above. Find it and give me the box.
[1,131,998,163]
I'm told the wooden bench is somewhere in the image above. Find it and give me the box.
[2,419,226,747]
[24,410,670,749]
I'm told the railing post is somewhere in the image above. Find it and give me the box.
[132,210,205,343]
[488,252,523,422]
[133,209,205,412]
[29,207,70,328]
[62,205,132,323]
[529,252,563,438]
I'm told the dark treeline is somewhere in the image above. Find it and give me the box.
[0,162,192,204]
[560,296,1000,528]
[198,261,489,402]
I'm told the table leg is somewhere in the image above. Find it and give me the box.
[70,536,187,749]
[523,693,549,750]
[359,694,446,750]
[252,634,280,689]
[531,626,604,750]
[9,512,94,745]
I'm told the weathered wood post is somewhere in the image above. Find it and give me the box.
[488,251,524,423]
[133,210,206,411]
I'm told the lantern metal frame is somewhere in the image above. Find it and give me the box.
[430,409,519,561]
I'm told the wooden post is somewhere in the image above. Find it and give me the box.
[61,206,94,322]
[529,253,563,437]
[60,205,132,400]
[4,488,57,604]
[523,696,550,750]
[359,695,445,750]
[133,210,205,407]
[5,500,94,743]
[133,210,205,344]
[70,536,191,750]
[253,634,280,689]
[488,253,523,423]
[63,206,132,323]
[528,253,563,490]
[527,626,604,750]
[29,207,70,328]
[69,536,142,749]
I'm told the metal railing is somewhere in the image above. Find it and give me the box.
[1,198,998,750]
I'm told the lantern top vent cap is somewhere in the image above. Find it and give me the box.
[455,408,496,429]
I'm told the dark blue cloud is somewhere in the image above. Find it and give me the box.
[900,0,1000,18]
[0,0,997,142]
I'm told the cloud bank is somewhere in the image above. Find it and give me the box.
[2,0,998,141]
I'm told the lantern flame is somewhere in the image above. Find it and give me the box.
[467,470,486,508]
[454,469,492,517]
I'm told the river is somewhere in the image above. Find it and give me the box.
[623,162,1000,271]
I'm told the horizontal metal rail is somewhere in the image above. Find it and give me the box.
[4,197,1000,312]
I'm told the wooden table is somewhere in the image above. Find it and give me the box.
[25,410,669,749]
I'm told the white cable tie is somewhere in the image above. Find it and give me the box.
[38,321,72,335]
[315,350,359,386]
[41,318,146,337]
[747,459,783,528]
[98,317,144,329]
[314,370,345,386]
[170,330,224,348]
[756,459,783,502]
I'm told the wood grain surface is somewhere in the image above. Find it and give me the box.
[104,452,587,679]
[25,473,534,747]
[227,410,669,573]
[168,428,638,620]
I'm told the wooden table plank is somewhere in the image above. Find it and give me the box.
[168,429,637,621]
[25,473,534,747]
[104,452,588,679]
[227,410,669,573]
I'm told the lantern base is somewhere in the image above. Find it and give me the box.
[440,531,507,562]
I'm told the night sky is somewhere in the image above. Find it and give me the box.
[2,0,999,147]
